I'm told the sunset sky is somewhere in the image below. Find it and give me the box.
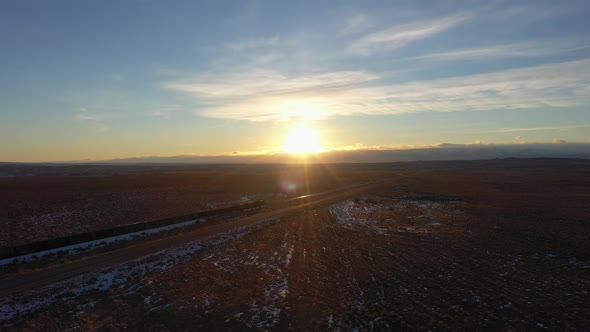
[1,0,590,162]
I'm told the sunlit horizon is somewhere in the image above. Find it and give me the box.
[0,3,588,330]
[1,1,589,162]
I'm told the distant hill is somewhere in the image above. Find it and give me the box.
[91,142,590,164]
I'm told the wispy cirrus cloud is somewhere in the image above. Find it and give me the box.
[72,108,115,133]
[150,104,184,119]
[164,70,379,121]
[486,125,590,133]
[348,14,470,56]
[489,4,576,24]
[164,70,379,98]
[342,14,375,35]
[164,58,590,122]
[411,39,590,62]
[72,108,114,122]
[73,113,100,121]
[225,36,279,52]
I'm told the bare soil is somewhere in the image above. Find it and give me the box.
[1,159,589,331]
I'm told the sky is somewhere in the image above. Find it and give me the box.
[1,0,590,162]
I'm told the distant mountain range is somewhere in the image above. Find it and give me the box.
[88,142,590,164]
[2,142,589,165]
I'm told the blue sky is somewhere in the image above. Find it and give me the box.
[1,0,590,162]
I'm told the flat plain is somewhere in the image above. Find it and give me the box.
[0,159,588,331]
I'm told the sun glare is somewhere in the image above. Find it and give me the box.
[283,126,323,154]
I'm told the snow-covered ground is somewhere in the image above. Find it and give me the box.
[202,231,295,329]
[330,196,464,234]
[329,199,385,234]
[0,217,281,322]
[0,219,206,267]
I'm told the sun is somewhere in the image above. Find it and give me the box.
[283,126,323,154]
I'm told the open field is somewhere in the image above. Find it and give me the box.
[0,159,589,330]
[0,163,390,247]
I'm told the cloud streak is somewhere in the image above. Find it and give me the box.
[411,39,590,62]
[342,14,375,35]
[164,70,380,121]
[72,108,119,133]
[73,113,100,121]
[73,108,114,122]
[485,125,590,133]
[348,14,470,55]
[164,58,590,122]
[225,36,279,52]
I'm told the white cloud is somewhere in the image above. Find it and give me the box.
[487,125,590,133]
[73,113,100,121]
[166,70,376,97]
[348,14,470,56]
[251,52,283,65]
[164,59,590,122]
[411,39,590,62]
[72,109,115,133]
[149,104,183,119]
[489,4,576,24]
[164,69,380,121]
[342,14,375,35]
[73,108,114,122]
[225,36,279,52]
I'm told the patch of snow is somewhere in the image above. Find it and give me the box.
[0,219,206,266]
[330,196,463,234]
[233,235,295,329]
[0,217,276,322]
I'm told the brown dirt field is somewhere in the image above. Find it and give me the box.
[1,159,589,331]
[0,163,390,247]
